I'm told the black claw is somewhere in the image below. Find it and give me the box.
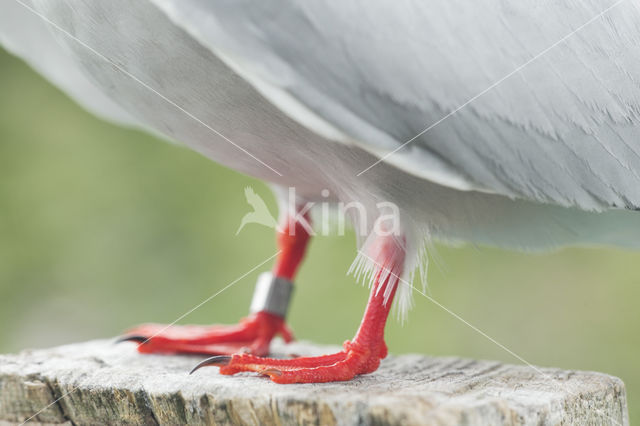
[115,335,148,344]
[189,356,231,374]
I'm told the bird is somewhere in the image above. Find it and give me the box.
[3,0,640,384]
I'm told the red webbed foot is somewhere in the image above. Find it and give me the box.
[190,339,388,384]
[117,311,293,356]
[190,233,405,384]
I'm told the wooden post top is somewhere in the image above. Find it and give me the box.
[0,339,628,425]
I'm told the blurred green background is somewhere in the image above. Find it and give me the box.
[1,47,639,420]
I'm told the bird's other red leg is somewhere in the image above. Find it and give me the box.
[118,211,312,357]
[191,234,405,383]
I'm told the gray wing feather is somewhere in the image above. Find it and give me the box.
[4,0,640,251]
[0,0,142,128]
[153,0,640,211]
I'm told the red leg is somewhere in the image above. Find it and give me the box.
[118,212,311,357]
[191,235,405,384]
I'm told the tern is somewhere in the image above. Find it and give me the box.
[2,0,640,383]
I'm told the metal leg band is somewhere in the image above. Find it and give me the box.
[249,272,294,318]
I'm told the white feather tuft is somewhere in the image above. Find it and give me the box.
[348,216,431,322]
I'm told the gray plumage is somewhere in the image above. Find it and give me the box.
[3,0,640,314]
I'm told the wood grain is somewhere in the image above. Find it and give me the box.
[0,339,628,425]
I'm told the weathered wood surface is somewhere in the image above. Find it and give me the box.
[0,339,628,425]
